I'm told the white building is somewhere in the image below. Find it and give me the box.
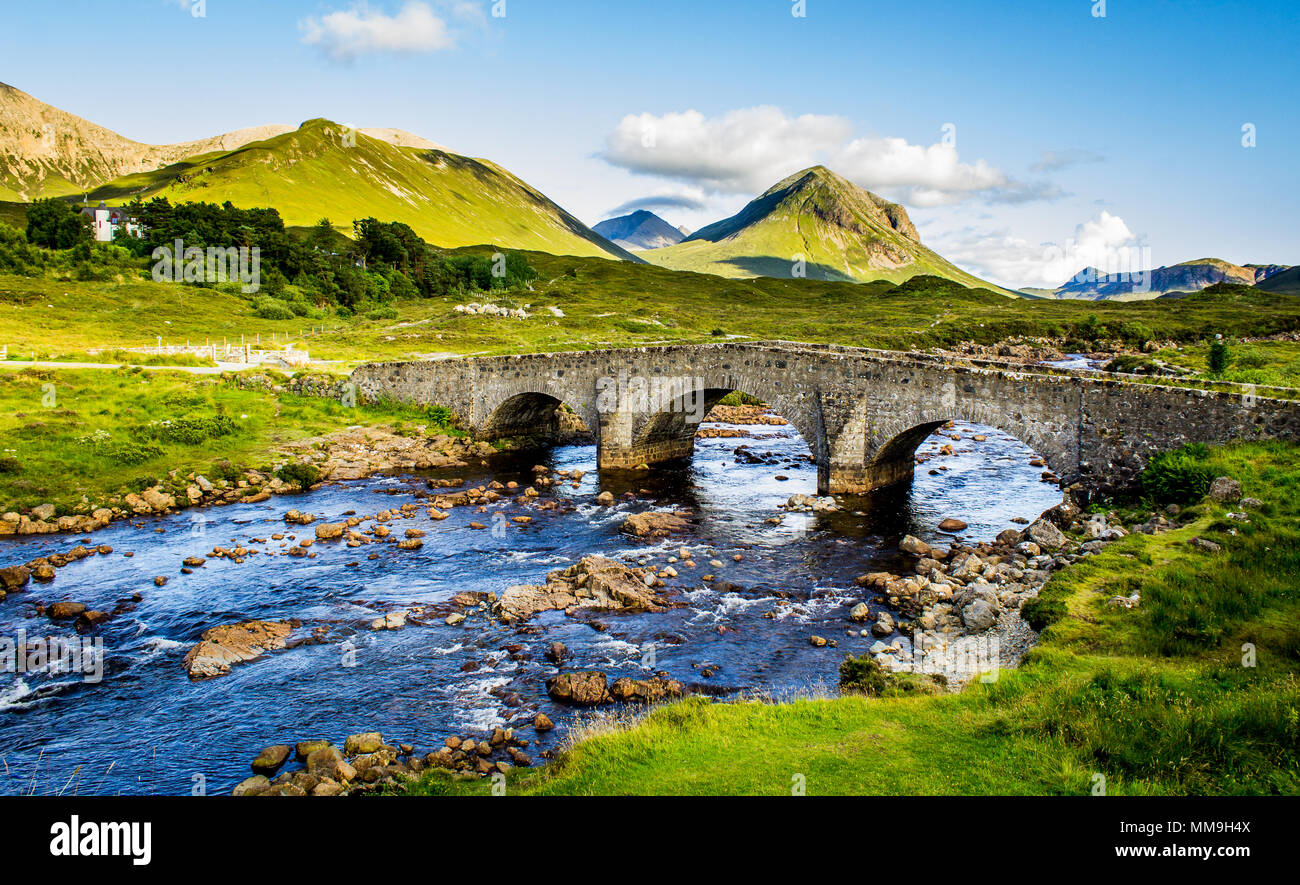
[79,202,139,242]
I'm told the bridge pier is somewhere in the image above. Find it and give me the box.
[595,409,698,469]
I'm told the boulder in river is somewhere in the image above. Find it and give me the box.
[0,565,31,592]
[546,670,609,706]
[620,511,690,538]
[494,555,665,622]
[182,620,294,679]
[938,518,968,533]
[251,745,292,775]
[609,676,685,704]
[49,601,86,620]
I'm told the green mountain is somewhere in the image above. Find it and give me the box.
[641,166,1009,293]
[84,118,636,260]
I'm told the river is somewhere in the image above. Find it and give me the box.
[0,417,1060,795]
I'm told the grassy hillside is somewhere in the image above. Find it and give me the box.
[407,440,1300,795]
[4,255,1300,369]
[82,119,636,261]
[643,166,1011,294]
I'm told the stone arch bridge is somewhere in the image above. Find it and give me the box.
[352,341,1300,499]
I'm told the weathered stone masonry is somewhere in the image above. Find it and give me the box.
[352,341,1300,499]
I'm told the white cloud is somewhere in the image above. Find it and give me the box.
[601,106,1057,207]
[929,211,1146,290]
[602,107,852,194]
[300,1,467,61]
[831,137,1055,207]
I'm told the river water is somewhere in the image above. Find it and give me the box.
[0,418,1060,795]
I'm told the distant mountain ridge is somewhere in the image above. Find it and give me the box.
[593,210,687,250]
[1034,258,1289,300]
[0,81,295,200]
[642,166,1009,293]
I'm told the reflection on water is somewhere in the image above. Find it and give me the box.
[0,419,1060,795]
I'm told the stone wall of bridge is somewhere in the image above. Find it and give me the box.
[351,343,1300,499]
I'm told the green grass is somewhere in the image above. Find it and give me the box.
[1152,340,1300,388]
[406,441,1300,796]
[0,366,457,516]
[0,274,342,359]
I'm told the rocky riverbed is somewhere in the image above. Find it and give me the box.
[1,413,1076,795]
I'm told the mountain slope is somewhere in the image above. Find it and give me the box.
[641,166,1007,293]
[84,119,637,260]
[0,81,293,200]
[593,210,687,250]
[1048,258,1288,301]
[1255,265,1300,295]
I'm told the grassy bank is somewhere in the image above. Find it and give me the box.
[0,366,454,516]
[407,441,1300,796]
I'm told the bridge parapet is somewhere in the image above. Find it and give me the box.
[352,342,1300,499]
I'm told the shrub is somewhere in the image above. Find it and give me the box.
[426,404,453,426]
[1021,595,1067,631]
[838,654,888,696]
[276,462,321,489]
[253,296,295,320]
[0,455,22,474]
[140,415,237,445]
[1140,443,1215,505]
[111,441,164,465]
[1208,340,1230,374]
[366,305,399,320]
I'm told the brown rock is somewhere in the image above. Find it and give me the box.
[251,745,292,775]
[0,566,31,592]
[49,601,86,619]
[182,620,293,679]
[495,555,663,622]
[546,670,609,706]
[620,511,690,538]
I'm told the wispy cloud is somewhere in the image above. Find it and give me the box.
[1031,148,1105,172]
[604,191,709,217]
[300,1,481,61]
[601,106,1060,207]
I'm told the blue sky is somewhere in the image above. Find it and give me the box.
[4,0,1296,287]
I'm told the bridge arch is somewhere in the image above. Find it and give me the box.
[477,383,596,446]
[833,392,1077,494]
[632,387,819,460]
